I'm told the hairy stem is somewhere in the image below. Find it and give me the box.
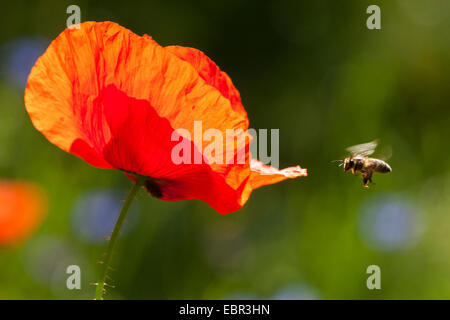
[95,175,146,300]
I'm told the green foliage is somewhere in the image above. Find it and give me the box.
[0,0,449,299]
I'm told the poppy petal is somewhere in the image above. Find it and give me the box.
[25,22,248,169]
[165,45,247,117]
[249,159,307,189]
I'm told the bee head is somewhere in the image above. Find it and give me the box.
[343,157,354,172]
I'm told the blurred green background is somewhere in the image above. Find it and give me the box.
[0,0,449,299]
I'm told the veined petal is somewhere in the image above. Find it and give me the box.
[165,46,247,118]
[249,159,307,189]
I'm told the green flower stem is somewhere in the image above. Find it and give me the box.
[95,175,146,300]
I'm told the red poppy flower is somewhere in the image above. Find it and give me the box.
[25,21,306,214]
[0,181,46,246]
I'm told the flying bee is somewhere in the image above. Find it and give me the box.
[334,140,392,188]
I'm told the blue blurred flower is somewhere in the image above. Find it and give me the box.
[71,189,139,243]
[0,37,48,90]
[358,194,424,251]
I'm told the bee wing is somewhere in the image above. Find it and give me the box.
[346,140,378,157]
[378,145,393,161]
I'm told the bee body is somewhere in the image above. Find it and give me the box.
[339,140,392,188]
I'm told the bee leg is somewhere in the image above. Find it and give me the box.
[363,176,370,188]
[362,171,372,188]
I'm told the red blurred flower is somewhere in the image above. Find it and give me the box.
[0,181,46,246]
[25,21,306,214]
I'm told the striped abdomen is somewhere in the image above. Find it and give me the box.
[369,158,392,173]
